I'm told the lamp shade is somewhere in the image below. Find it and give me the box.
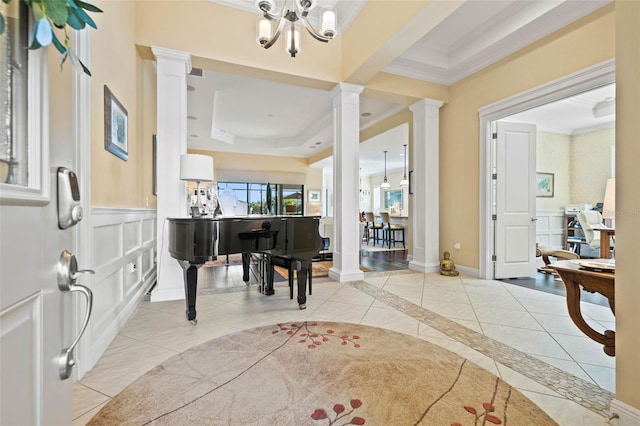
[180,154,214,182]
[602,177,615,219]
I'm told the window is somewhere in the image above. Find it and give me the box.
[217,181,304,215]
[1,1,29,186]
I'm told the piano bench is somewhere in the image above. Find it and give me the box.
[270,255,312,300]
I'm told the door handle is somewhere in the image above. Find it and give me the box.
[531,217,538,221]
[57,250,94,380]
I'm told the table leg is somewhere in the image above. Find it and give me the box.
[562,277,615,356]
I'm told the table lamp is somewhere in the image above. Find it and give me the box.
[602,177,615,227]
[180,154,214,216]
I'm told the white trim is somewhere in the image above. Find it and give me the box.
[0,48,49,205]
[478,59,615,279]
[610,399,640,426]
[73,29,93,380]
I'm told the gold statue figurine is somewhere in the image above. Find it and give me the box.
[440,251,459,276]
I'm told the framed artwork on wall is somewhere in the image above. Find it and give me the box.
[104,85,128,161]
[536,172,554,197]
[308,189,321,203]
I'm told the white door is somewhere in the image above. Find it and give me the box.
[494,121,537,279]
[0,8,88,424]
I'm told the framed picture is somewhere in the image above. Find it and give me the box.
[536,172,554,197]
[308,189,321,203]
[104,85,128,161]
[408,170,414,194]
[384,189,403,210]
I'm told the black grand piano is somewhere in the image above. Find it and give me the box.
[167,216,323,323]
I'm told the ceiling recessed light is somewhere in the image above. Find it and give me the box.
[361,112,372,117]
[187,85,195,91]
[187,115,197,120]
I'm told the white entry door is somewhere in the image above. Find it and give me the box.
[494,121,537,279]
[0,8,87,423]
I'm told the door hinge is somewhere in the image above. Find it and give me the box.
[492,214,497,221]
[492,173,497,180]
[492,254,497,261]
[492,132,498,139]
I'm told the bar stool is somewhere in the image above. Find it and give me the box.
[380,212,405,248]
[365,212,383,245]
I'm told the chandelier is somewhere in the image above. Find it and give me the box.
[399,144,409,186]
[256,0,337,57]
[381,150,391,189]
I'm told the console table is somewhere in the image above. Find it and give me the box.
[552,260,615,356]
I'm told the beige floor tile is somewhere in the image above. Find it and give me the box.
[72,383,109,420]
[481,323,573,360]
[519,390,610,426]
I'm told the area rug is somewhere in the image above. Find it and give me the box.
[88,321,557,426]
[275,261,372,279]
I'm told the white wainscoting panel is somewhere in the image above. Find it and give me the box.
[535,210,565,248]
[81,208,157,378]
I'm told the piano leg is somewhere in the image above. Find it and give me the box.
[241,252,251,282]
[296,260,310,309]
[183,264,199,324]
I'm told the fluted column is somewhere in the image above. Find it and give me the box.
[409,99,444,272]
[328,83,364,282]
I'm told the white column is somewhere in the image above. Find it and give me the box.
[328,83,364,282]
[151,47,191,302]
[409,99,444,273]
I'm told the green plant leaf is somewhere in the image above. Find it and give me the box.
[78,57,91,76]
[66,0,96,28]
[51,31,67,54]
[2,0,10,4]
[34,17,53,46]
[0,14,5,36]
[46,0,69,27]
[28,37,42,50]
[75,0,102,13]
[65,7,85,30]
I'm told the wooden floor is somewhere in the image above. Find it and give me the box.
[360,249,609,307]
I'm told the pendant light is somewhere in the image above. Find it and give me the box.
[399,144,409,186]
[381,150,391,188]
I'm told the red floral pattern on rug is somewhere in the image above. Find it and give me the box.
[311,398,366,425]
[273,322,362,349]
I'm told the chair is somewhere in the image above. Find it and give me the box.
[536,243,579,275]
[364,212,383,246]
[576,210,613,258]
[379,212,405,249]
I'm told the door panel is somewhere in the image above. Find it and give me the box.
[495,121,537,278]
[0,8,81,422]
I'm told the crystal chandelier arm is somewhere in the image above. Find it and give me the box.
[261,16,287,49]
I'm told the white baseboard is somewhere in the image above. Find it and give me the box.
[408,261,439,274]
[610,400,640,426]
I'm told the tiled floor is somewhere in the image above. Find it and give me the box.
[73,265,615,425]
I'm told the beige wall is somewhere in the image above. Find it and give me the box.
[614,0,640,411]
[440,4,615,268]
[535,128,615,211]
[570,128,615,205]
[90,0,155,208]
[536,131,571,211]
